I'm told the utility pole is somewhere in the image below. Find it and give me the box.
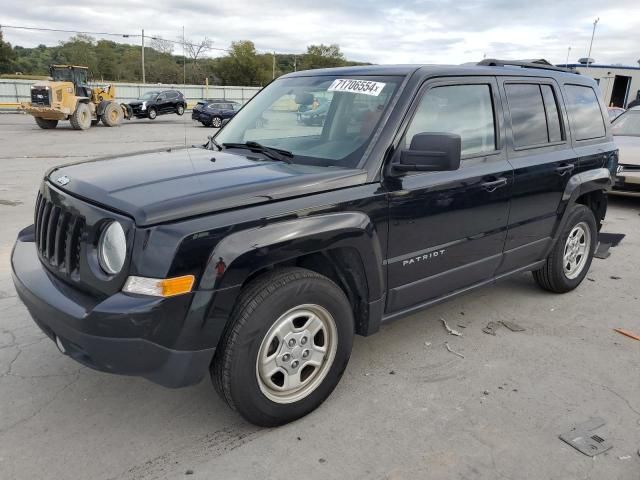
[272,51,276,79]
[565,46,571,68]
[294,55,297,72]
[586,17,599,70]
[141,29,145,83]
[182,26,186,86]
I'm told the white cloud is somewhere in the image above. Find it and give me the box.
[2,0,640,66]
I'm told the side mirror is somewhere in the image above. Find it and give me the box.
[394,133,461,172]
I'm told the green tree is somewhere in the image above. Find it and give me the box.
[54,34,98,72]
[0,29,15,74]
[217,41,265,86]
[300,44,346,70]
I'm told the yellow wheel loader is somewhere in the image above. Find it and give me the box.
[21,65,132,130]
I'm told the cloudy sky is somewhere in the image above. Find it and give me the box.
[2,0,640,66]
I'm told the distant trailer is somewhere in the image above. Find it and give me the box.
[563,62,640,109]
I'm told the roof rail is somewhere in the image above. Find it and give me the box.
[478,59,579,74]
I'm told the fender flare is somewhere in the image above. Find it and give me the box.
[96,100,111,117]
[548,167,613,251]
[198,212,385,302]
[561,167,613,204]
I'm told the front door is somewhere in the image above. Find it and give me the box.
[385,77,512,314]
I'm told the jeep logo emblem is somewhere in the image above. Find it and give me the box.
[56,176,70,186]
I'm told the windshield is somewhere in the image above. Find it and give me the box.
[613,111,640,136]
[215,75,402,168]
[140,91,159,100]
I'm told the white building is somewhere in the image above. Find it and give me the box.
[565,62,640,109]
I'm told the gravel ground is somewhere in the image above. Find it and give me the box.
[0,114,639,480]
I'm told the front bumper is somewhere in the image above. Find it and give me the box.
[11,231,215,388]
[613,168,640,197]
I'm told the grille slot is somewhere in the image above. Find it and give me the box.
[34,192,85,275]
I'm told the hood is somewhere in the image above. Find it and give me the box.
[128,100,143,106]
[614,135,640,166]
[46,147,367,226]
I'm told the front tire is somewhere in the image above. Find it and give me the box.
[533,205,597,293]
[211,268,354,427]
[34,117,58,129]
[176,104,185,116]
[147,107,157,120]
[211,116,222,128]
[70,102,92,130]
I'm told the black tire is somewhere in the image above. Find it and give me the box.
[211,267,354,427]
[147,107,157,120]
[101,102,123,127]
[34,117,58,129]
[202,121,212,128]
[176,104,185,116]
[533,205,597,293]
[211,116,222,128]
[70,102,92,130]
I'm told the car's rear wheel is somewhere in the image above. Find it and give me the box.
[34,117,58,129]
[211,116,222,128]
[533,205,597,293]
[147,107,157,120]
[211,268,354,427]
[176,104,185,116]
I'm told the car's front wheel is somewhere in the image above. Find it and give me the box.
[211,268,354,427]
[147,107,157,120]
[211,116,222,128]
[533,204,597,293]
[176,104,185,116]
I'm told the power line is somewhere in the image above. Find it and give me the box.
[0,23,226,52]
[0,23,300,56]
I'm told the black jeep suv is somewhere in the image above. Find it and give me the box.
[129,90,186,119]
[12,61,617,427]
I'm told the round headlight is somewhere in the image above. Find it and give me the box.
[98,221,127,275]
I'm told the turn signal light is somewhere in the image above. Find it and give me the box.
[123,275,195,297]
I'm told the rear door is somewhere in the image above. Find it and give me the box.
[385,77,513,314]
[496,78,577,273]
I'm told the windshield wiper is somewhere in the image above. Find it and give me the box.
[223,141,293,164]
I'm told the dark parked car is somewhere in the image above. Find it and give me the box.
[12,60,617,427]
[129,90,186,120]
[192,99,240,127]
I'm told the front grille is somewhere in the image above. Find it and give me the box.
[34,192,85,277]
[31,88,50,106]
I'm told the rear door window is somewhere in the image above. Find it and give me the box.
[505,84,548,147]
[564,85,606,140]
[405,84,496,156]
[505,83,565,148]
[541,85,563,143]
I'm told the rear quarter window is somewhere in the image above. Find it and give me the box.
[564,85,606,141]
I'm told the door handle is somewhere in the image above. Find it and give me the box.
[481,177,508,192]
[555,164,575,176]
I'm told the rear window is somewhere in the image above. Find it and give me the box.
[505,83,564,148]
[565,85,606,141]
